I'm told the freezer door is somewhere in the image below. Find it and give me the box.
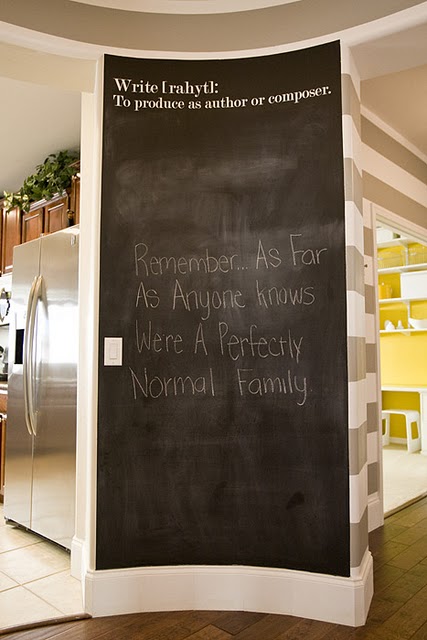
[31,227,79,549]
[4,238,41,528]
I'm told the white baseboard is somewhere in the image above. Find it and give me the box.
[71,535,85,580]
[85,552,373,627]
[368,492,384,531]
[71,535,87,605]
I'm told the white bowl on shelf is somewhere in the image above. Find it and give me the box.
[408,317,427,329]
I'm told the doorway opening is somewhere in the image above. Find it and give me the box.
[376,217,427,516]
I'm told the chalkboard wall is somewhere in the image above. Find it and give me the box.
[97,41,350,576]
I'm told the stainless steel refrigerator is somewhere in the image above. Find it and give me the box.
[4,226,79,549]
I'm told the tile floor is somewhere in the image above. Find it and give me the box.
[0,502,84,633]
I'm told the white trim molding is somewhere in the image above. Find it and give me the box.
[85,555,373,627]
[374,204,427,242]
[361,107,427,164]
[368,492,384,532]
[71,536,87,605]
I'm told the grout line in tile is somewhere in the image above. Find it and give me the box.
[23,568,73,587]
[0,560,71,586]
[0,580,20,594]
[20,572,70,587]
[0,541,44,555]
[21,584,66,617]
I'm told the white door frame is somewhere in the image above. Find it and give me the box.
[372,202,427,523]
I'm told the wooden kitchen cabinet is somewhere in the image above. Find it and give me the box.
[43,193,70,234]
[0,171,79,275]
[1,205,21,274]
[21,204,44,243]
[69,174,80,225]
[22,192,70,243]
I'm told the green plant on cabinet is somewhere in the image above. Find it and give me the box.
[3,149,79,213]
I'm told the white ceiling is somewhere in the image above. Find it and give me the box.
[0,1,426,195]
[350,17,427,156]
[68,0,303,13]
[0,77,81,194]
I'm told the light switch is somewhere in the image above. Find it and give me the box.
[104,337,123,366]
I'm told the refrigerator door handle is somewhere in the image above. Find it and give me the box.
[24,275,43,437]
[23,277,38,436]
[30,276,43,436]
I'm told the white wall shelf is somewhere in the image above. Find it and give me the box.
[379,297,427,305]
[377,239,411,250]
[380,328,427,335]
[378,262,427,275]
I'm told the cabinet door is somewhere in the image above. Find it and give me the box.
[44,195,70,234]
[1,206,21,274]
[22,206,44,243]
[69,175,80,225]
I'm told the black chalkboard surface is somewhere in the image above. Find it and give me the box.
[97,41,349,576]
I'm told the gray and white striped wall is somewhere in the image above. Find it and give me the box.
[341,47,371,583]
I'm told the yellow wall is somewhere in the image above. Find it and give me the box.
[379,242,427,438]
[381,333,427,384]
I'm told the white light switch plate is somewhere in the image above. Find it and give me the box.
[104,337,123,366]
